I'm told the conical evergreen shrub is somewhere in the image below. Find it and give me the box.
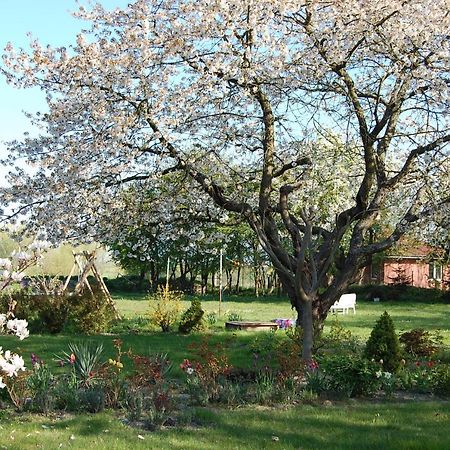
[364,311,402,373]
[178,299,204,333]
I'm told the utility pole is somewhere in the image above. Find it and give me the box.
[165,256,170,290]
[219,248,223,316]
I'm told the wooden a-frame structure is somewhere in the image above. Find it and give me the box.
[62,250,120,319]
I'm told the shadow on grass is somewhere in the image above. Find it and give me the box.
[166,401,450,450]
[49,414,114,436]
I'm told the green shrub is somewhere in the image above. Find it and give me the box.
[104,275,151,293]
[307,354,380,397]
[253,373,278,405]
[217,380,247,406]
[316,319,360,355]
[432,364,450,397]
[68,288,117,334]
[125,387,145,421]
[178,299,205,334]
[349,284,443,302]
[364,311,402,372]
[0,291,68,334]
[399,329,443,358]
[53,372,79,411]
[227,311,242,322]
[442,290,450,304]
[0,286,115,335]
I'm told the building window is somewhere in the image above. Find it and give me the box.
[428,262,443,281]
[370,262,380,281]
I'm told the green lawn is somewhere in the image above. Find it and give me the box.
[0,401,448,449]
[115,292,450,344]
[1,294,448,374]
[0,293,448,449]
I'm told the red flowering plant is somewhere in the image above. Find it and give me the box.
[181,338,232,404]
[125,350,174,425]
[396,357,446,393]
[180,359,194,375]
[127,352,172,388]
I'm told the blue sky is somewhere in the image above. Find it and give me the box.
[0,0,128,167]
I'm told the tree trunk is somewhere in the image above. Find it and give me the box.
[235,265,241,294]
[149,261,158,291]
[276,269,344,361]
[225,268,233,292]
[300,298,314,361]
[138,267,146,290]
[201,270,208,294]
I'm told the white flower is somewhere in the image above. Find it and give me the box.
[375,370,382,378]
[0,314,7,328]
[186,367,194,375]
[6,319,29,340]
[11,271,25,282]
[0,352,26,377]
[28,240,50,252]
[0,376,6,389]
[1,270,10,280]
[10,354,26,373]
[11,251,31,261]
[0,259,12,270]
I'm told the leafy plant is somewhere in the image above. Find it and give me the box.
[127,352,172,388]
[125,384,173,428]
[227,311,242,322]
[307,354,380,398]
[53,371,79,411]
[146,386,173,428]
[68,287,116,334]
[1,285,115,335]
[0,290,69,334]
[78,387,105,413]
[249,330,278,359]
[178,299,204,333]
[125,387,145,422]
[253,373,278,405]
[26,360,54,413]
[217,380,247,406]
[399,329,443,357]
[97,339,127,408]
[148,287,183,332]
[181,338,232,403]
[364,311,402,373]
[431,364,450,397]
[59,341,104,388]
[206,312,217,326]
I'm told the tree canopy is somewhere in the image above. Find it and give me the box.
[1,0,449,358]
